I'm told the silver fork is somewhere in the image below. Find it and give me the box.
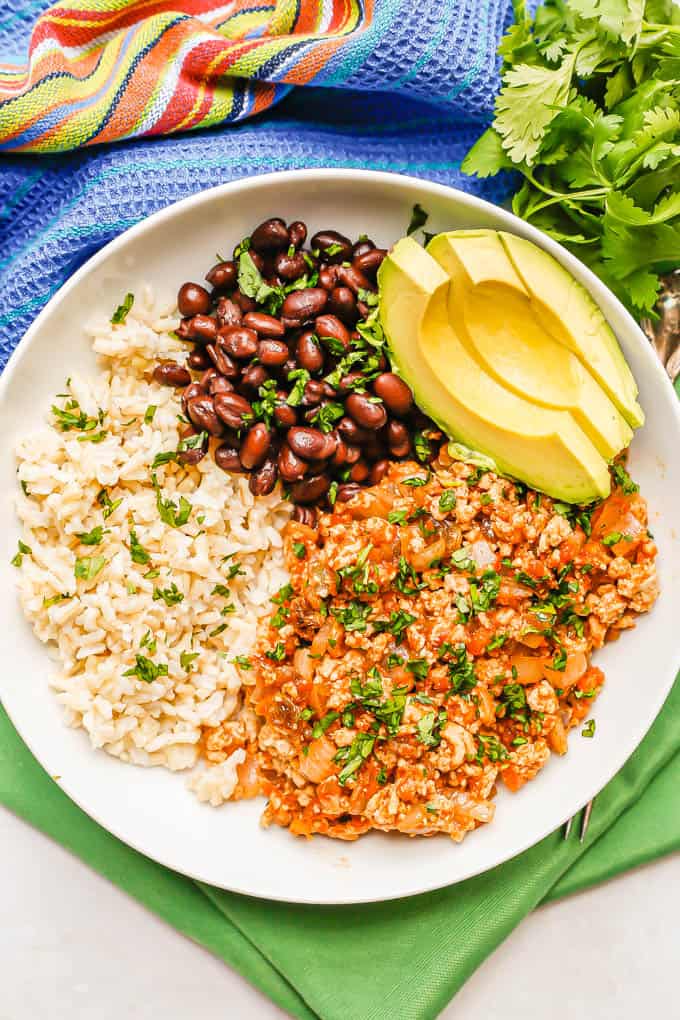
[563,798,593,842]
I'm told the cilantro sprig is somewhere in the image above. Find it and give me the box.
[463,0,680,317]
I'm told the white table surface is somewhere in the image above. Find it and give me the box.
[2,803,677,1020]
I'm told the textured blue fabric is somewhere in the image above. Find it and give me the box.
[0,0,513,366]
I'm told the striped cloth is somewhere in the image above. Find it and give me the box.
[0,0,514,365]
[0,0,511,153]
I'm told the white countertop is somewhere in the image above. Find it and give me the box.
[2,804,677,1020]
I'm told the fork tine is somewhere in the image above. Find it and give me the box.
[563,814,574,839]
[579,799,594,842]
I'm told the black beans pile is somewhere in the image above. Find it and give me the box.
[153,217,439,515]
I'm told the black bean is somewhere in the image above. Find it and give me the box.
[310,230,353,264]
[178,427,209,466]
[187,314,218,342]
[353,248,386,279]
[205,261,238,292]
[331,436,349,466]
[295,331,324,373]
[187,348,211,371]
[273,400,297,428]
[344,443,362,465]
[290,474,330,504]
[187,396,223,436]
[200,368,219,389]
[216,298,243,328]
[368,459,390,485]
[352,239,375,259]
[387,419,411,458]
[337,263,376,295]
[240,364,269,393]
[288,221,307,249]
[240,423,272,470]
[373,372,413,416]
[327,286,358,325]
[349,459,370,483]
[278,443,308,482]
[249,457,278,495]
[153,360,191,388]
[242,311,285,338]
[215,443,246,474]
[181,381,205,415]
[314,313,350,351]
[206,343,239,378]
[336,483,362,502]
[219,326,258,360]
[178,282,211,317]
[287,427,334,461]
[338,416,372,445]
[250,218,290,253]
[318,265,338,291]
[345,392,388,430]
[275,251,307,282]
[233,291,257,314]
[175,318,193,342]
[209,375,234,396]
[281,287,328,323]
[337,371,364,395]
[214,392,253,429]
[257,339,290,366]
[301,380,325,407]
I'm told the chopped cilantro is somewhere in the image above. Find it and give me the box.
[43,592,71,608]
[123,653,168,684]
[312,711,339,738]
[180,651,199,672]
[407,203,429,236]
[581,719,596,739]
[330,599,372,632]
[265,641,286,661]
[97,489,122,519]
[292,542,306,559]
[406,658,429,682]
[11,540,32,567]
[140,630,157,653]
[153,583,184,607]
[416,709,447,748]
[231,655,252,670]
[438,490,457,512]
[111,292,134,324]
[129,528,150,564]
[373,610,416,642]
[334,732,376,785]
[144,405,157,425]
[387,510,408,525]
[74,555,106,581]
[611,463,638,495]
[476,733,508,763]
[77,526,106,546]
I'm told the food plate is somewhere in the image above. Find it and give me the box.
[1,170,678,904]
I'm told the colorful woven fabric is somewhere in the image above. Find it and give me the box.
[0,0,511,153]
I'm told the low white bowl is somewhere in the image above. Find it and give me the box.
[0,170,678,905]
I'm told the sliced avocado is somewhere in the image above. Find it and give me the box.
[498,231,644,428]
[378,238,611,503]
[426,231,633,460]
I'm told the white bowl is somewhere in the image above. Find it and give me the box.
[1,170,678,905]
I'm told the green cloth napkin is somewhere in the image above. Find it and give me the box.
[1,677,678,1020]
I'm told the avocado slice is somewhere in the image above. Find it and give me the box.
[378,238,611,503]
[498,231,644,429]
[426,231,633,461]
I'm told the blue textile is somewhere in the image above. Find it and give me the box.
[0,0,513,365]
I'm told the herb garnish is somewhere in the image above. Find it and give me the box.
[11,540,32,567]
[77,526,106,546]
[111,293,134,324]
[123,653,168,684]
[153,583,184,607]
[74,555,106,581]
[129,528,150,564]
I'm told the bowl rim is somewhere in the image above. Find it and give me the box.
[1,167,679,904]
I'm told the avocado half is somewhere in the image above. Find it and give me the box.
[378,236,615,504]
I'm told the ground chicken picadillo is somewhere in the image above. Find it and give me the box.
[202,446,659,841]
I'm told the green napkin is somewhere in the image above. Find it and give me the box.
[2,678,678,1019]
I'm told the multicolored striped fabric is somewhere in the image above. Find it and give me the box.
[0,0,511,153]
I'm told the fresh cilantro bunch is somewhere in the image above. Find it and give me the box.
[462,0,680,317]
